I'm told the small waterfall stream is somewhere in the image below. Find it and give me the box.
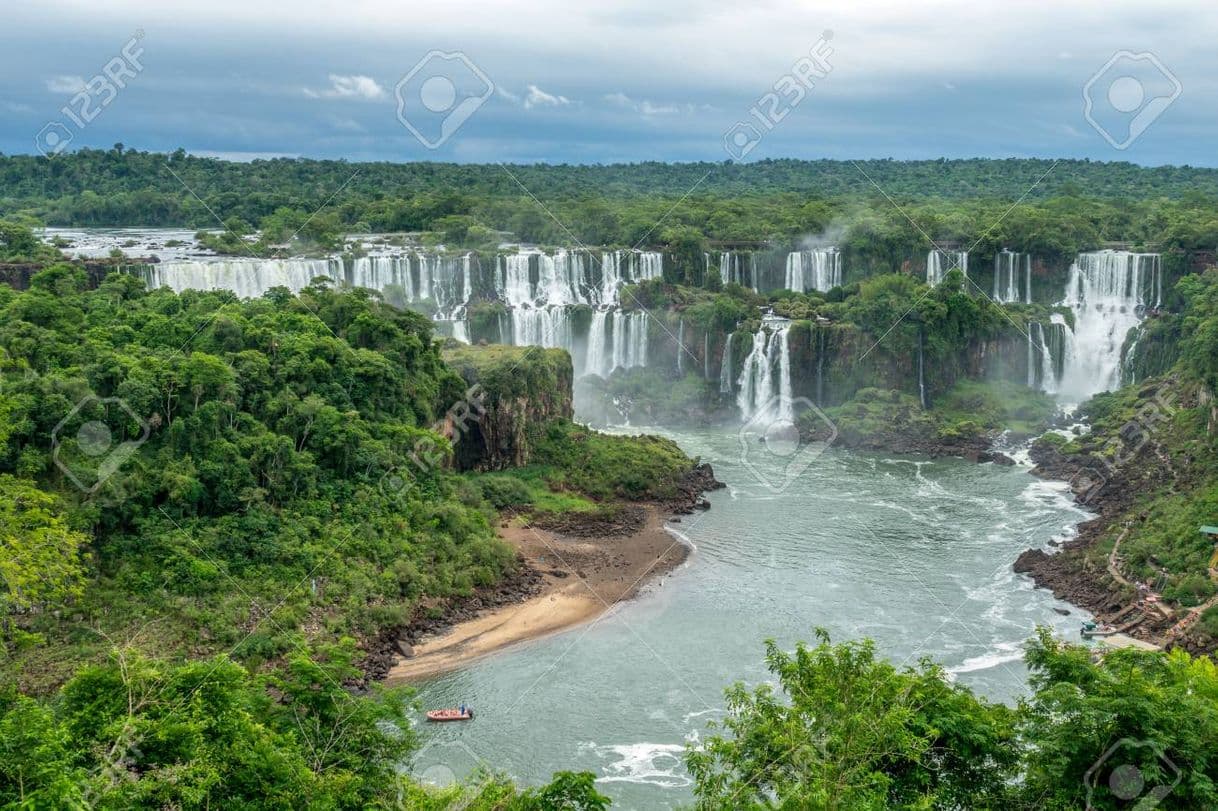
[927,250,968,286]
[993,251,1032,304]
[719,334,734,394]
[718,252,756,290]
[917,330,927,409]
[784,249,842,293]
[736,322,792,422]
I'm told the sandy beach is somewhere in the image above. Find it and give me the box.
[385,505,689,682]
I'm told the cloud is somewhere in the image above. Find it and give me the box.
[2,101,33,114]
[640,100,680,115]
[604,92,681,115]
[304,74,385,100]
[524,84,571,109]
[46,75,86,94]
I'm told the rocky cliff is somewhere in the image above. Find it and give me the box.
[441,344,574,471]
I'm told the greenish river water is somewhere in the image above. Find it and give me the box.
[412,426,1090,809]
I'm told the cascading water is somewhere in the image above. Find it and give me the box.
[917,330,927,409]
[736,322,792,422]
[141,258,343,297]
[719,252,756,290]
[993,251,1032,304]
[719,333,734,394]
[1055,251,1160,401]
[350,252,475,336]
[583,310,649,378]
[927,250,968,286]
[677,319,685,374]
[785,249,842,293]
[496,248,661,377]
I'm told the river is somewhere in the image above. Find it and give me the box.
[412,425,1091,809]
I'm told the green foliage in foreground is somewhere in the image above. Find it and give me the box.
[686,629,1218,810]
[0,641,608,810]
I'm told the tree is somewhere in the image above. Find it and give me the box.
[685,630,1016,810]
[0,476,86,617]
[1018,628,1218,810]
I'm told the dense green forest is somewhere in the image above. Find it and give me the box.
[0,257,693,807]
[4,149,1218,261]
[3,149,1218,805]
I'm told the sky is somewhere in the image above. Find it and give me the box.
[2,0,1215,166]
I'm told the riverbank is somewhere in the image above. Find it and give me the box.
[1013,378,1218,655]
[385,504,690,682]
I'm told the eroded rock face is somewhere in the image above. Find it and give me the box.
[0,260,129,290]
[442,345,574,471]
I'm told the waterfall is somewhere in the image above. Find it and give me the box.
[927,250,968,286]
[586,310,608,377]
[785,249,842,293]
[917,330,927,409]
[512,307,573,354]
[349,252,473,320]
[142,258,343,297]
[736,323,792,422]
[719,333,734,394]
[1055,250,1160,401]
[1026,322,1037,389]
[677,319,685,374]
[1026,317,1072,394]
[775,326,793,421]
[600,251,623,304]
[718,252,756,290]
[993,251,1032,304]
[815,327,826,406]
[703,332,710,379]
[595,249,662,306]
[584,310,649,378]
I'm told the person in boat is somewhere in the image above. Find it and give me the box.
[459,703,466,715]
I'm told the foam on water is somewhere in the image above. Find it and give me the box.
[586,743,692,788]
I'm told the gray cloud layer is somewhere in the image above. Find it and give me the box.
[2,0,1214,164]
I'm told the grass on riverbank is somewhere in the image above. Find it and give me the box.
[467,419,696,516]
